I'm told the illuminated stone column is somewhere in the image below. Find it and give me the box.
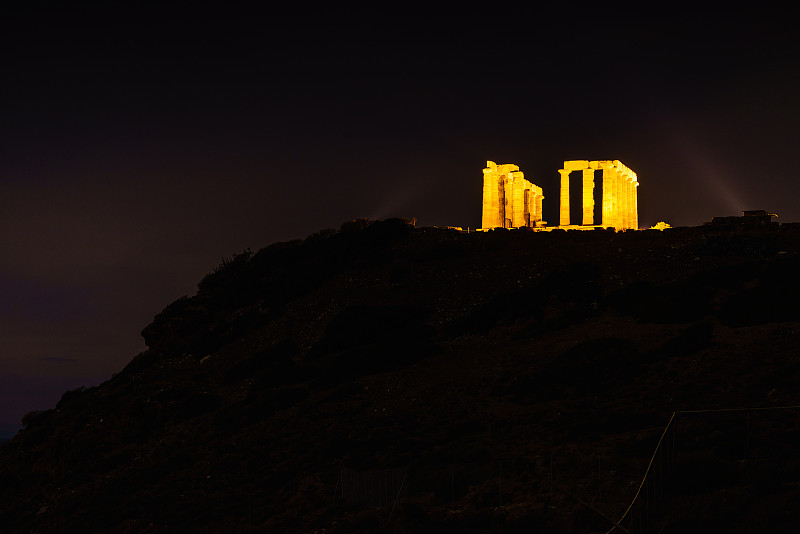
[528,191,535,224]
[523,188,532,227]
[616,173,624,230]
[611,172,622,230]
[502,176,512,228]
[582,168,594,226]
[616,175,620,228]
[533,188,544,224]
[510,172,527,228]
[630,176,639,229]
[559,169,570,226]
[481,162,501,229]
[538,190,545,223]
[601,165,616,228]
[524,185,541,227]
[627,178,635,229]
[625,179,632,230]
[622,174,632,230]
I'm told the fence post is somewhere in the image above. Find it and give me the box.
[746,409,751,459]
[451,464,455,509]
[499,459,503,507]
[333,467,341,500]
[388,470,407,520]
[598,457,602,506]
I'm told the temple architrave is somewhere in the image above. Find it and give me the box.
[481,161,545,229]
[481,159,639,231]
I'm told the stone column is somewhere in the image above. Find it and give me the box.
[610,169,618,229]
[622,174,631,230]
[559,169,571,226]
[627,176,635,229]
[632,181,639,230]
[601,166,616,228]
[535,190,544,223]
[482,166,500,229]
[582,168,594,226]
[510,173,526,228]
[523,189,531,227]
[614,169,625,230]
[502,176,512,228]
[628,178,635,229]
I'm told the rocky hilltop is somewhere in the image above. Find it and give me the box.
[3,218,800,533]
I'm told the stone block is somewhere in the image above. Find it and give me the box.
[564,160,590,171]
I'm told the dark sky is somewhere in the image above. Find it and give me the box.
[1,7,798,433]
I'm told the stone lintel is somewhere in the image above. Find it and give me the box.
[563,160,590,171]
[592,160,616,169]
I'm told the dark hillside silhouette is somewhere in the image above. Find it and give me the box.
[3,218,800,532]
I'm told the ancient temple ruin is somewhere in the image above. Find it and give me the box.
[481,161,545,229]
[559,160,638,231]
[481,159,639,231]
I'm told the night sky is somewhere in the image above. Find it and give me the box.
[2,7,798,434]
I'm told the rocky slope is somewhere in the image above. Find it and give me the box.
[3,218,800,533]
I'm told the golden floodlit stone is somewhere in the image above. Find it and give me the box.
[481,161,544,230]
[481,159,639,231]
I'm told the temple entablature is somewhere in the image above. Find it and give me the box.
[563,160,590,171]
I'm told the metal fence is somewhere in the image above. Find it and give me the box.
[331,405,800,532]
[606,405,800,533]
[335,466,407,509]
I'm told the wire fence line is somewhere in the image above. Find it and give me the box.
[603,413,676,534]
[605,404,800,533]
[334,466,408,508]
[329,404,800,532]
